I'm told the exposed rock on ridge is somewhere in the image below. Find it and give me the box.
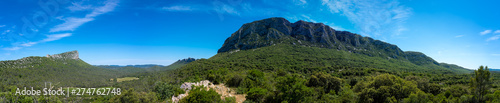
[218,17,405,59]
[47,50,79,60]
[215,17,463,69]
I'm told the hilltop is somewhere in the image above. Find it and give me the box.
[217,17,470,73]
[0,51,121,89]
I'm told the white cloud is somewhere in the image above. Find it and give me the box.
[455,35,465,38]
[486,35,500,41]
[162,6,193,11]
[0,25,5,27]
[213,2,240,16]
[20,42,38,47]
[494,30,500,34]
[294,0,307,6]
[3,33,72,51]
[85,0,119,18]
[68,2,93,11]
[43,33,72,42]
[3,47,22,51]
[1,30,10,35]
[50,17,94,32]
[50,0,119,32]
[480,30,492,35]
[300,14,317,22]
[321,0,411,37]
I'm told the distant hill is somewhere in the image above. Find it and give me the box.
[165,58,197,70]
[0,51,122,89]
[490,69,500,72]
[95,58,198,75]
[96,64,165,69]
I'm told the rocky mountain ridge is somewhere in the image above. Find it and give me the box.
[218,17,469,70]
[47,50,79,60]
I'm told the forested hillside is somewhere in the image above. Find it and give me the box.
[0,51,120,90]
[105,18,497,103]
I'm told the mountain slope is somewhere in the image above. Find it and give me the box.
[140,17,472,86]
[96,64,165,69]
[217,17,470,73]
[0,51,121,90]
[94,58,197,77]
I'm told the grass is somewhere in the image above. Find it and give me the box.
[116,77,139,82]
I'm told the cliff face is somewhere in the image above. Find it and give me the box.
[216,17,456,68]
[47,50,79,60]
[218,17,405,59]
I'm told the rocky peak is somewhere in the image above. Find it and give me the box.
[47,50,79,60]
[176,57,197,63]
[217,17,406,59]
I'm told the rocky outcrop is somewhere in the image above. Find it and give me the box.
[176,58,197,63]
[172,80,214,103]
[47,50,79,60]
[172,80,245,103]
[217,17,405,59]
[215,17,471,72]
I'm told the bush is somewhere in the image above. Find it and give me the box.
[153,82,185,101]
[271,74,313,103]
[246,87,268,102]
[402,91,432,103]
[109,88,157,103]
[226,75,243,87]
[307,72,343,94]
[354,74,420,103]
[180,86,221,103]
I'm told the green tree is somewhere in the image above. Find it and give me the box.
[307,72,343,94]
[470,66,492,102]
[272,74,313,103]
[354,74,420,103]
[402,91,432,103]
[109,88,157,103]
[153,82,185,101]
[246,87,268,103]
[180,86,222,103]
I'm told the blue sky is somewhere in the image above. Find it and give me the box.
[0,0,499,69]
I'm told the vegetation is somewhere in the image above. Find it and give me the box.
[153,82,184,101]
[116,77,139,82]
[118,44,498,103]
[470,66,492,102]
[0,42,498,103]
[0,56,121,89]
[179,86,235,103]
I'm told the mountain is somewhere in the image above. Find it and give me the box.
[96,64,165,69]
[138,17,473,88]
[167,57,197,69]
[123,18,480,102]
[0,51,121,90]
[46,50,79,60]
[217,17,470,73]
[95,58,198,76]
